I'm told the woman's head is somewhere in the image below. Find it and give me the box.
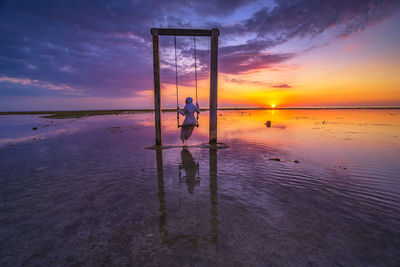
[185,97,193,104]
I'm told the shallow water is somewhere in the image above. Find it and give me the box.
[1,110,400,266]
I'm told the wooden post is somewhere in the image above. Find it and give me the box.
[209,28,219,144]
[151,29,162,146]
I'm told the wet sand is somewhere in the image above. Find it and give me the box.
[1,110,399,266]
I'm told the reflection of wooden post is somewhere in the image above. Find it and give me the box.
[209,148,218,242]
[156,149,167,242]
[151,28,162,146]
[156,147,218,246]
[209,28,219,144]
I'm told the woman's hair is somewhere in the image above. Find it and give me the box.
[185,97,193,104]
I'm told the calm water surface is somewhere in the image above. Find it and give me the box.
[1,110,399,266]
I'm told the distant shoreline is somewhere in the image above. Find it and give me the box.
[1,107,399,119]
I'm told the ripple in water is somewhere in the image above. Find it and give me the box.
[0,110,399,266]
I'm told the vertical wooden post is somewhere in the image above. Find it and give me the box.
[151,28,162,146]
[209,28,219,144]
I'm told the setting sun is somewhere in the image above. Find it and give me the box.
[271,104,276,108]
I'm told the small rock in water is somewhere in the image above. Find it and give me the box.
[35,167,49,172]
[269,158,280,161]
[32,127,38,130]
[294,160,299,163]
[265,120,271,127]
[145,234,153,239]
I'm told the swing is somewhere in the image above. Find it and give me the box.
[175,35,200,128]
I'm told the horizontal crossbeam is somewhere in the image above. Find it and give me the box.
[151,28,219,37]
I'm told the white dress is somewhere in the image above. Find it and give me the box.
[179,103,200,126]
[178,102,200,141]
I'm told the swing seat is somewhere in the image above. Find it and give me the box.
[178,123,199,128]
[177,111,200,128]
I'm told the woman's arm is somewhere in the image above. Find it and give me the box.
[178,107,186,115]
[195,103,200,114]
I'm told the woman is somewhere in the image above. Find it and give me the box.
[177,97,200,144]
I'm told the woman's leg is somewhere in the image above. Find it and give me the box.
[180,125,195,142]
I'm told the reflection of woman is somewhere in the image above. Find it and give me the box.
[177,97,200,144]
[179,148,200,194]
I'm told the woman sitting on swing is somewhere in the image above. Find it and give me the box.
[178,97,200,144]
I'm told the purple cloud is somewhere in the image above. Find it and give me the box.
[220,52,294,74]
[218,0,400,73]
[0,0,399,101]
[224,78,292,89]
[271,83,291,88]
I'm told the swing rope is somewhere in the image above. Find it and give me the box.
[174,35,179,109]
[175,35,199,128]
[174,35,180,127]
[193,36,199,127]
[194,36,198,105]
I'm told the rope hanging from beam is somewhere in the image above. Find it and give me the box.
[174,35,179,109]
[175,35,199,128]
[193,36,199,126]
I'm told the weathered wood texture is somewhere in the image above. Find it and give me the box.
[209,28,219,144]
[151,28,215,36]
[152,32,162,146]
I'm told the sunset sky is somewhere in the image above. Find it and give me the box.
[1,0,400,111]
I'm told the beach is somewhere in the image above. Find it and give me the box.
[1,109,400,265]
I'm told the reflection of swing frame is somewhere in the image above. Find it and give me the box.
[156,149,218,247]
[151,28,219,146]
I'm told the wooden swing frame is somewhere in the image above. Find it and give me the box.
[151,28,219,146]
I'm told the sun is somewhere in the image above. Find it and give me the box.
[271,104,276,108]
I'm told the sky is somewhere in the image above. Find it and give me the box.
[0,0,400,111]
